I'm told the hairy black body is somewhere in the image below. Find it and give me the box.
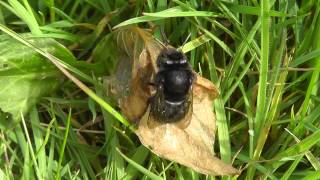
[150,48,194,123]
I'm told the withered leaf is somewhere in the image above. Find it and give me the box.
[109,26,239,175]
[136,74,239,175]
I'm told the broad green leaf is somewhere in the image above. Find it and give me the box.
[0,34,76,121]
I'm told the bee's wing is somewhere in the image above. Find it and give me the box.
[115,26,164,74]
[112,26,165,122]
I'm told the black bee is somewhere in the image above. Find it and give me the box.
[148,48,195,128]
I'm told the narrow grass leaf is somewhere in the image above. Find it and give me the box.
[214,98,232,163]
[51,7,75,22]
[114,7,181,29]
[0,1,16,15]
[223,55,255,103]
[223,20,260,91]
[114,6,219,29]
[33,33,79,42]
[239,83,255,157]
[193,22,234,57]
[235,152,277,180]
[21,113,41,179]
[207,45,232,164]
[7,0,41,35]
[0,169,7,179]
[290,49,320,67]
[254,0,270,136]
[228,4,286,17]
[279,155,303,180]
[143,10,220,18]
[116,148,162,180]
[123,146,149,180]
[30,107,47,178]
[56,109,72,180]
[285,128,320,170]
[302,171,320,180]
[271,130,320,171]
[34,118,55,157]
[181,35,211,53]
[248,0,270,178]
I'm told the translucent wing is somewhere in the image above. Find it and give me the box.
[107,26,164,122]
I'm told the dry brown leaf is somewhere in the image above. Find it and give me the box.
[109,26,239,176]
[136,73,239,175]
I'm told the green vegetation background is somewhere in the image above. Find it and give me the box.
[0,0,320,179]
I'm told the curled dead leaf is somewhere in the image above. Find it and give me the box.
[108,26,239,176]
[136,73,238,175]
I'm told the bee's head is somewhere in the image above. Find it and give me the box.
[157,48,188,68]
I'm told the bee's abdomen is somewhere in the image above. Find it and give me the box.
[150,97,190,123]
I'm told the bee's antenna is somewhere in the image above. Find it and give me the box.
[183,33,191,47]
[155,37,167,49]
[154,26,169,50]
[160,26,169,46]
[179,33,191,51]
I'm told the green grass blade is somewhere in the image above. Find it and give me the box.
[279,155,303,180]
[56,109,72,180]
[29,107,48,179]
[254,0,270,139]
[123,146,149,180]
[248,0,270,178]
[116,148,162,180]
[21,113,41,179]
[271,129,320,171]
[302,171,320,180]
[7,0,41,35]
[207,44,232,164]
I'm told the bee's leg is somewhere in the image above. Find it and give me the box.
[190,71,197,83]
[147,95,155,104]
[130,119,140,126]
[155,71,164,84]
